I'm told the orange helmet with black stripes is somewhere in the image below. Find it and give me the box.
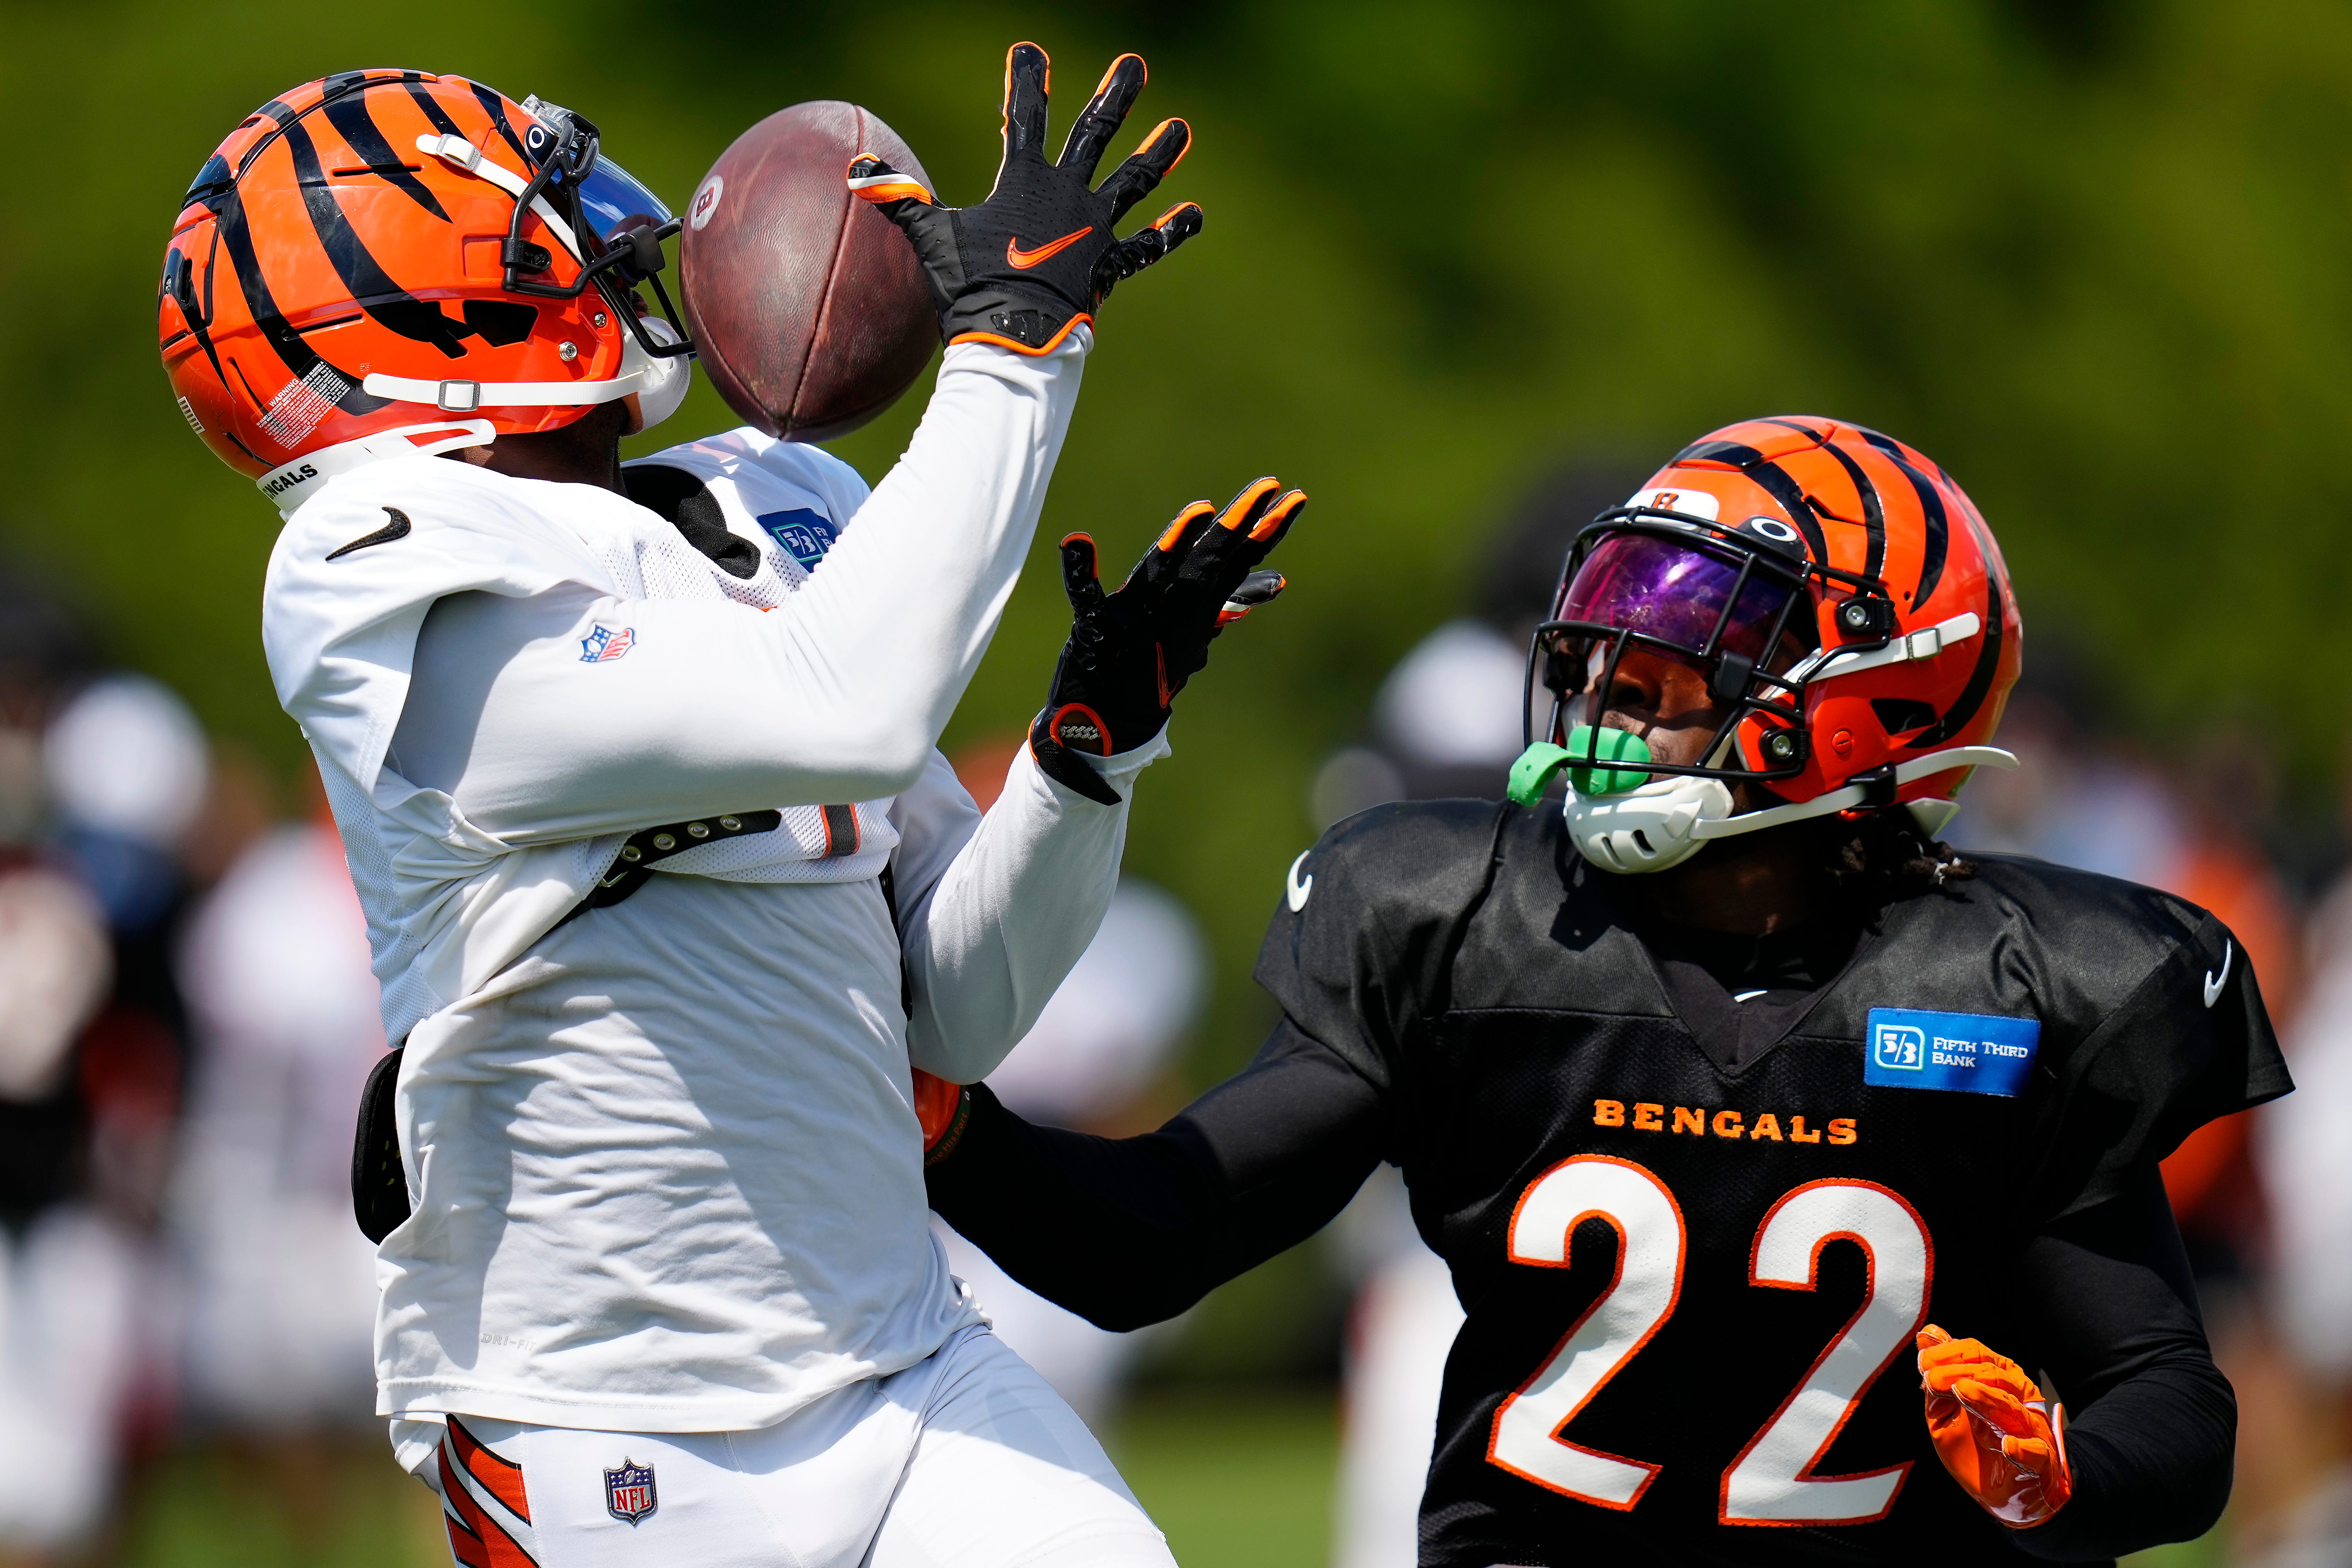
[159,69,692,515]
[1528,416,2022,840]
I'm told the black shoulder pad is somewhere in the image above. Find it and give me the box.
[1845,854,2291,1221]
[2008,872,2290,1220]
[1254,800,1512,1091]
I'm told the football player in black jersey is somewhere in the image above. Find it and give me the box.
[920,416,2288,1566]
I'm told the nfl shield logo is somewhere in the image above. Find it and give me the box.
[604,1459,657,1524]
[579,623,636,663]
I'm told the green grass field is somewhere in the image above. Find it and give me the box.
[1107,1390,1340,1568]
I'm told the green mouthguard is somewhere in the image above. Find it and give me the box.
[1506,726,1654,806]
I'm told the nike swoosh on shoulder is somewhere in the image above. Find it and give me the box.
[1287,851,1313,912]
[2203,938,2233,1008]
[326,506,413,561]
[1006,225,1093,269]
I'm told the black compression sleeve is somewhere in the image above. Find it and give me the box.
[925,1018,1390,1331]
[2004,1165,2234,1561]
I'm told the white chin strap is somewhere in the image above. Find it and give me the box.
[358,313,690,423]
[1565,745,2018,875]
[256,323,690,519]
[256,420,496,516]
[352,133,693,427]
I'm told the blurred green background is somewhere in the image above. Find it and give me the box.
[27,0,2352,1079]
[24,0,2352,1095]
[3,0,2339,1560]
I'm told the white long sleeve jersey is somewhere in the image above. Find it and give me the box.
[258,336,1164,1440]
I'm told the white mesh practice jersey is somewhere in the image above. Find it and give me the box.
[257,335,1168,1442]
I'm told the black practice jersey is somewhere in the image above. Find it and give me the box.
[1243,800,2285,1565]
[929,798,2283,1563]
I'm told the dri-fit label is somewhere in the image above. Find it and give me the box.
[1864,1007,2041,1097]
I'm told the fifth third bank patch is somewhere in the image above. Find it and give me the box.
[1863,1006,2041,1097]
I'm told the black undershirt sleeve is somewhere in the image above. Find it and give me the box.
[925,1018,1391,1332]
[2004,1164,2235,1561]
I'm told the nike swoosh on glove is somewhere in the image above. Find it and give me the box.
[1031,478,1308,804]
[1917,1323,2073,1528]
[846,43,1202,354]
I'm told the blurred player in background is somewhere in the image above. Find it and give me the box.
[168,764,385,1546]
[932,418,2283,1565]
[0,573,204,1563]
[2253,747,2352,1565]
[1958,656,2318,1552]
[1312,462,1642,828]
[1312,461,1640,1568]
[157,49,1309,1568]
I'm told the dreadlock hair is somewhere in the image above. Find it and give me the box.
[1817,808,1978,904]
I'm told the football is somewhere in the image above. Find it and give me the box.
[679,102,939,442]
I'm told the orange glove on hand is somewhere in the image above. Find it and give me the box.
[1917,1324,2073,1528]
[913,1069,972,1167]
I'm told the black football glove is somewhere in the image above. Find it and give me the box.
[846,42,1202,354]
[1031,478,1308,804]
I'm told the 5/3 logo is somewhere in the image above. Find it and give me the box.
[1871,1023,1925,1071]
[1487,1157,1932,1526]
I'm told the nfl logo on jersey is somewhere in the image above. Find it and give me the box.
[604,1459,657,1524]
[579,624,636,663]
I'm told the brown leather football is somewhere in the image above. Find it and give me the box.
[680,102,938,443]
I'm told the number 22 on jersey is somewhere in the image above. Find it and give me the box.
[1486,1155,1934,1527]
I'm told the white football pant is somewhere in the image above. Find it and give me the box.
[421,1326,1172,1568]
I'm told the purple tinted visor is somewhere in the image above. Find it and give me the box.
[1554,533,1804,666]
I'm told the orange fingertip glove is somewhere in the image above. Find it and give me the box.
[912,1069,972,1166]
[1916,1324,2073,1528]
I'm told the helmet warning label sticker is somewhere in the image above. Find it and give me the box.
[258,363,350,449]
[1864,1007,2040,1096]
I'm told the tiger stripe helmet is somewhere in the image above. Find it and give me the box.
[160,69,692,515]
[1530,416,2023,837]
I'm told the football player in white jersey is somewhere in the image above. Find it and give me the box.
[158,49,1302,1568]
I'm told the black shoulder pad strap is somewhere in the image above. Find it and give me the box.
[557,809,785,928]
[623,463,761,580]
